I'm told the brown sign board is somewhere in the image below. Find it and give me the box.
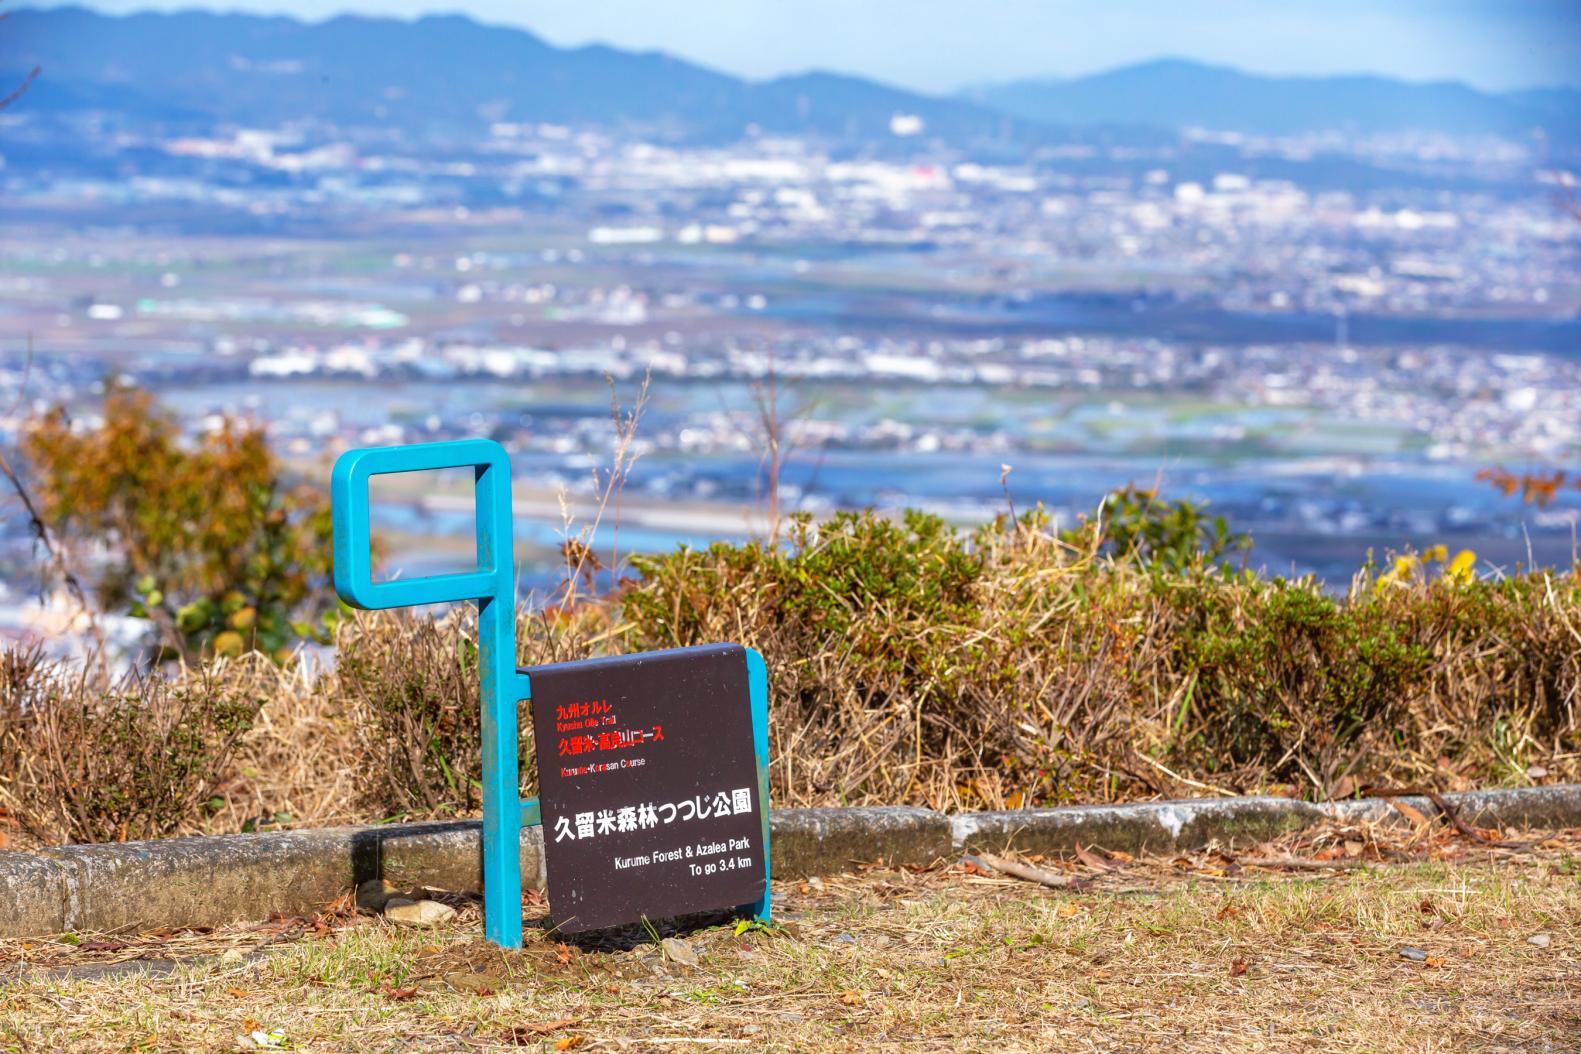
[527,644,768,934]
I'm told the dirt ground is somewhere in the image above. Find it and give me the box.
[1,818,1578,1053]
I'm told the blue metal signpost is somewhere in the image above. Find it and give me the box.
[330,438,770,949]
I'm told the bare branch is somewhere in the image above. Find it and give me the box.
[0,446,104,650]
[556,371,650,608]
[747,350,823,546]
[0,65,38,113]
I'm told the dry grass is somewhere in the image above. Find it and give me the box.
[0,646,270,845]
[1,827,1577,1053]
[201,655,367,836]
[2,514,1579,847]
[622,513,1581,810]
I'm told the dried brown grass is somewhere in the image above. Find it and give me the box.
[0,513,1578,847]
[621,512,1581,811]
[0,644,267,844]
[2,832,1577,1053]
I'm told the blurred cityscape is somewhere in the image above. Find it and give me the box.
[2,8,1579,640]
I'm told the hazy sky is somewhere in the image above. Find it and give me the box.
[52,0,1581,92]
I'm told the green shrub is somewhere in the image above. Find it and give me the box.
[22,387,339,662]
[1156,578,1432,787]
[1064,484,1251,572]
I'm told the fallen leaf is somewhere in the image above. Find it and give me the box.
[80,940,129,953]
[553,1037,585,1051]
[1107,850,1134,864]
[379,985,419,1001]
[839,990,863,1007]
[503,1019,578,1043]
[1343,840,1364,858]
[1056,902,1080,919]
[1229,958,1248,977]
[1075,845,1116,871]
[1215,905,1242,921]
[225,987,250,999]
[1390,800,1432,829]
[1424,955,1446,968]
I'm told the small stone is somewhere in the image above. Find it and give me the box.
[660,937,699,968]
[1398,946,1429,962]
[385,899,457,928]
[1528,933,1551,949]
[831,932,858,945]
[356,878,401,913]
[220,949,245,964]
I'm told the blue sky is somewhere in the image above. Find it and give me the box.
[48,0,1581,92]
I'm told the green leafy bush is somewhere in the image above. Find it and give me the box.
[1155,578,1432,787]
[1064,484,1251,572]
[23,387,338,661]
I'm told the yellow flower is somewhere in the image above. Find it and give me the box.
[1377,554,1418,590]
[1445,549,1477,585]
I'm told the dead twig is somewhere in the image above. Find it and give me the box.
[1363,786,1530,848]
[966,852,1092,890]
[1236,856,1368,871]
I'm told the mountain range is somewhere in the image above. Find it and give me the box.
[966,59,1581,143]
[4,7,1578,148]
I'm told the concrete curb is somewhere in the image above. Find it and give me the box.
[0,785,1575,938]
[771,806,954,876]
